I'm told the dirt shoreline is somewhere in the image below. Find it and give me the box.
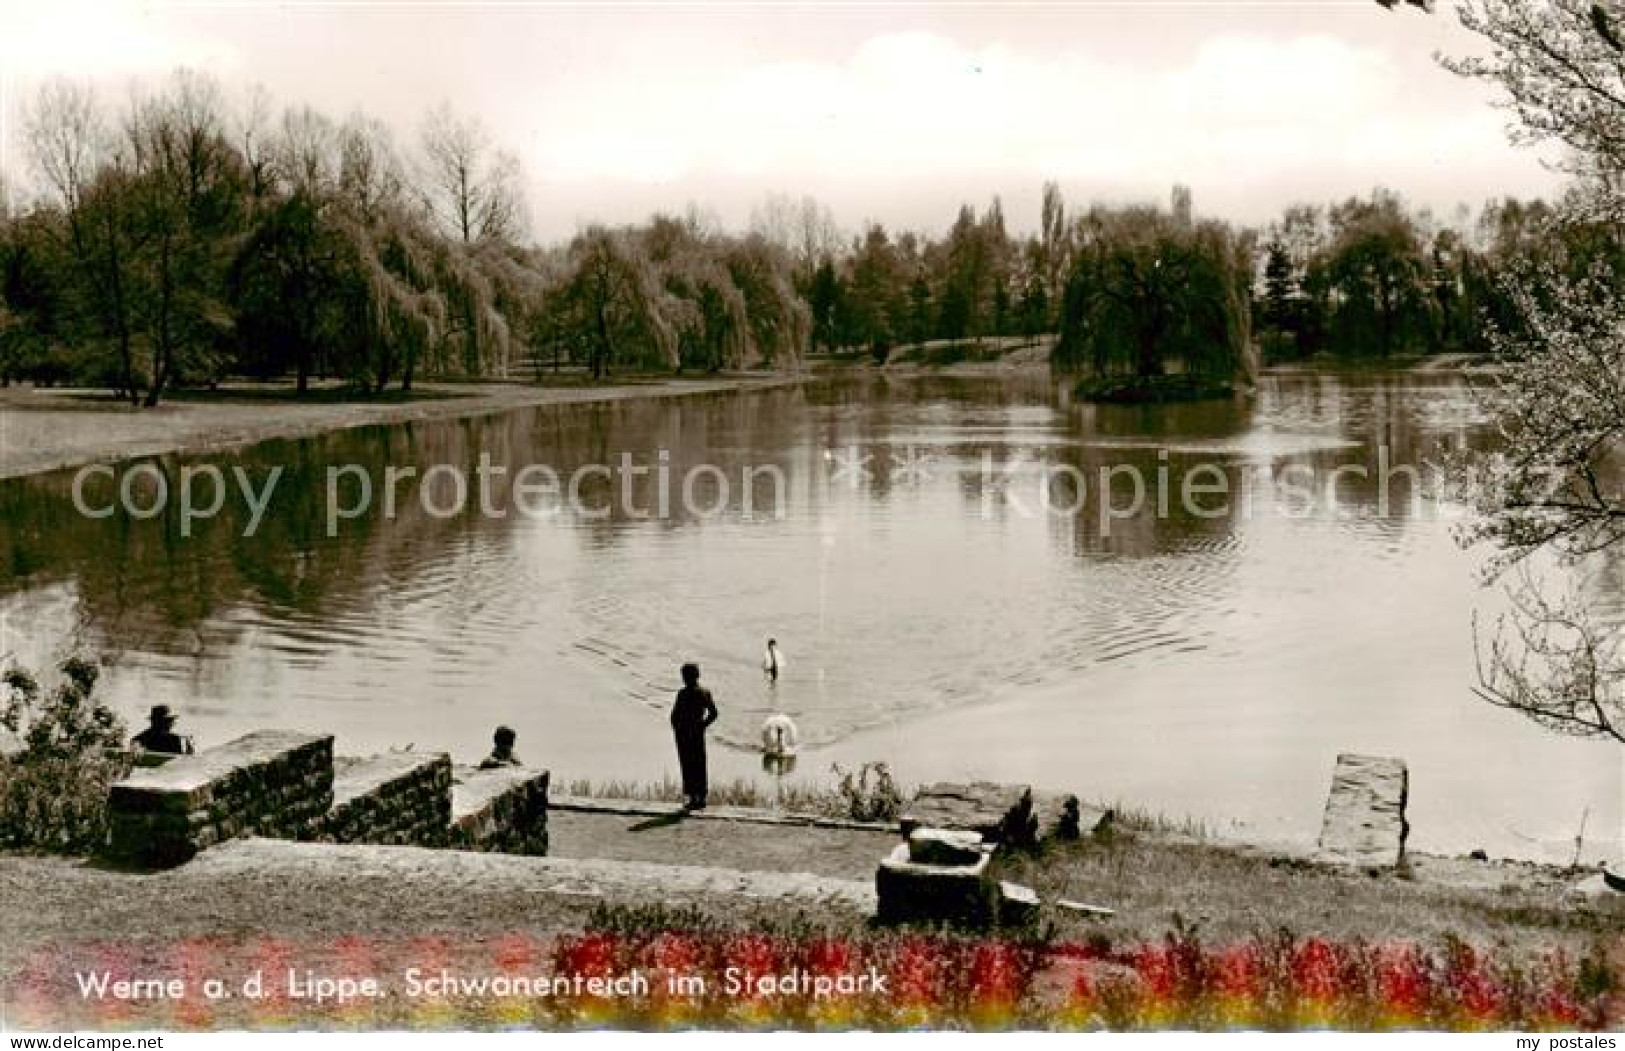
[0,373,806,483]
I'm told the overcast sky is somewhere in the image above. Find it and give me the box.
[0,1,1566,243]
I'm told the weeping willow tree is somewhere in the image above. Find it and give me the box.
[230,198,492,393]
[537,219,809,379]
[1053,204,1255,399]
[662,253,750,372]
[640,215,753,372]
[423,238,538,379]
[548,226,679,379]
[232,175,552,393]
[337,208,443,394]
[723,234,811,369]
[224,93,536,395]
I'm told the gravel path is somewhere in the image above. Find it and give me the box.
[195,838,876,910]
[545,808,894,881]
[0,836,876,969]
[0,832,882,975]
[0,834,880,1029]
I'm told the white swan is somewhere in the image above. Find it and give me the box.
[762,639,786,682]
[761,712,799,758]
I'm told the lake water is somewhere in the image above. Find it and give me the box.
[1,370,1619,861]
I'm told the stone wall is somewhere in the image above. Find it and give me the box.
[449,765,550,855]
[321,752,452,847]
[107,731,334,867]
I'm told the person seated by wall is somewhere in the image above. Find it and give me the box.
[478,725,522,769]
[132,705,194,757]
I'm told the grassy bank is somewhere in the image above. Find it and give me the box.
[2,755,1620,1030]
[558,765,906,824]
[0,372,803,482]
[556,785,1625,957]
[559,775,848,816]
[548,775,1625,968]
[558,775,1212,839]
[995,834,1623,956]
[2,823,1620,1030]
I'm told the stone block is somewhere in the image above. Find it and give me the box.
[1316,753,1408,870]
[997,881,1041,928]
[900,782,1036,847]
[907,828,988,866]
[875,843,997,928]
[1031,792,1113,842]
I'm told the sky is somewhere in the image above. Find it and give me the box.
[0,0,1568,244]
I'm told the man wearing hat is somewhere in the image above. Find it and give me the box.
[132,705,194,755]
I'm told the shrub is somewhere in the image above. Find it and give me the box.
[0,657,128,852]
[832,761,904,823]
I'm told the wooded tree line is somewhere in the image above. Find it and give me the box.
[779,183,1256,388]
[1,74,537,402]
[0,73,810,403]
[3,70,1616,405]
[790,186,1072,358]
[1254,189,1625,363]
[771,183,1621,384]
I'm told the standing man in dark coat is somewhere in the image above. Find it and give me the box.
[670,663,718,810]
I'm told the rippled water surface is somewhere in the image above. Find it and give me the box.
[1,371,1619,859]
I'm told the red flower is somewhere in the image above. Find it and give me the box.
[969,943,1020,1006]
[1292,938,1340,1002]
[806,936,853,980]
[889,935,943,1006]
[1376,943,1428,1016]
[554,932,616,981]
[1133,944,1178,1000]
[1215,944,1261,1000]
